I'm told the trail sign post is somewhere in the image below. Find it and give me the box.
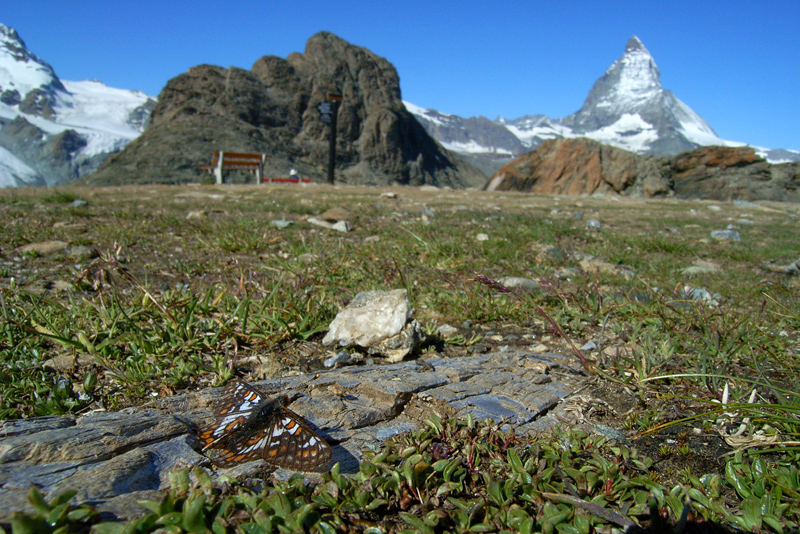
[318,94,342,184]
[316,102,333,123]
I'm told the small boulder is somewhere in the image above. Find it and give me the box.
[16,240,69,255]
[322,289,423,362]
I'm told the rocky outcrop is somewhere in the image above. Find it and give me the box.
[487,140,800,201]
[83,32,484,188]
[668,146,800,201]
[485,138,671,196]
[0,350,584,521]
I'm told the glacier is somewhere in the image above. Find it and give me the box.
[0,23,155,187]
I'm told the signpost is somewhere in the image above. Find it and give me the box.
[318,94,342,184]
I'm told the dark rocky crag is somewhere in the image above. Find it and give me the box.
[83,32,484,188]
[487,139,800,202]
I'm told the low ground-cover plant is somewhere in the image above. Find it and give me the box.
[7,417,800,533]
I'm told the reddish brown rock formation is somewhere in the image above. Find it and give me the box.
[669,145,800,201]
[487,140,800,202]
[485,138,670,197]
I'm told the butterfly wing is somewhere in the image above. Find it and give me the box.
[199,379,332,470]
[199,380,267,450]
[260,405,332,470]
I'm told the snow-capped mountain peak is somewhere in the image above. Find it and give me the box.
[0,22,156,188]
[0,23,65,104]
[593,36,662,109]
[560,35,721,152]
[406,35,796,167]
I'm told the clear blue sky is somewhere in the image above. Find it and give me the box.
[4,0,799,150]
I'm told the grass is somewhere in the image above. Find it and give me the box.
[1,184,799,531]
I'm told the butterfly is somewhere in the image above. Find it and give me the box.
[198,380,332,470]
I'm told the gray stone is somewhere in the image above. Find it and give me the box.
[682,259,721,275]
[322,289,422,362]
[68,245,96,260]
[323,351,360,368]
[271,219,293,229]
[497,276,538,293]
[0,415,75,438]
[0,349,589,521]
[451,394,537,425]
[307,217,350,233]
[786,257,800,276]
[15,240,69,255]
[331,221,351,233]
[680,285,720,307]
[186,210,207,220]
[586,219,602,230]
[0,410,189,464]
[710,229,741,241]
[436,324,459,337]
[367,319,424,362]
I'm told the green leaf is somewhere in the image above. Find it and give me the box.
[90,522,127,534]
[725,462,753,499]
[10,512,50,534]
[137,499,163,514]
[238,523,270,534]
[399,512,434,534]
[194,468,214,493]
[287,503,317,530]
[266,492,292,518]
[317,521,338,534]
[169,469,190,495]
[763,515,784,534]
[182,494,211,533]
[507,448,524,473]
[46,503,71,528]
[156,512,184,526]
[26,487,51,516]
[555,523,583,534]
[365,498,388,511]
[740,498,762,531]
[573,513,591,534]
[212,517,229,534]
[66,506,97,522]
[424,416,443,433]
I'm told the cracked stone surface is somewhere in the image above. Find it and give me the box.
[0,349,587,521]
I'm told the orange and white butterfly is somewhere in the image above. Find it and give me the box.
[199,380,331,470]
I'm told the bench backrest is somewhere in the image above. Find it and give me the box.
[212,151,265,168]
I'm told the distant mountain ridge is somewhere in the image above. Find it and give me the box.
[406,36,799,167]
[0,23,156,187]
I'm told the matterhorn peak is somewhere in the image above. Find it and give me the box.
[625,35,648,53]
[554,36,719,153]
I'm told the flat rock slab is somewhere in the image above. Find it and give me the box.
[0,350,588,521]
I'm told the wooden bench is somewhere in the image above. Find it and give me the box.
[206,151,266,184]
